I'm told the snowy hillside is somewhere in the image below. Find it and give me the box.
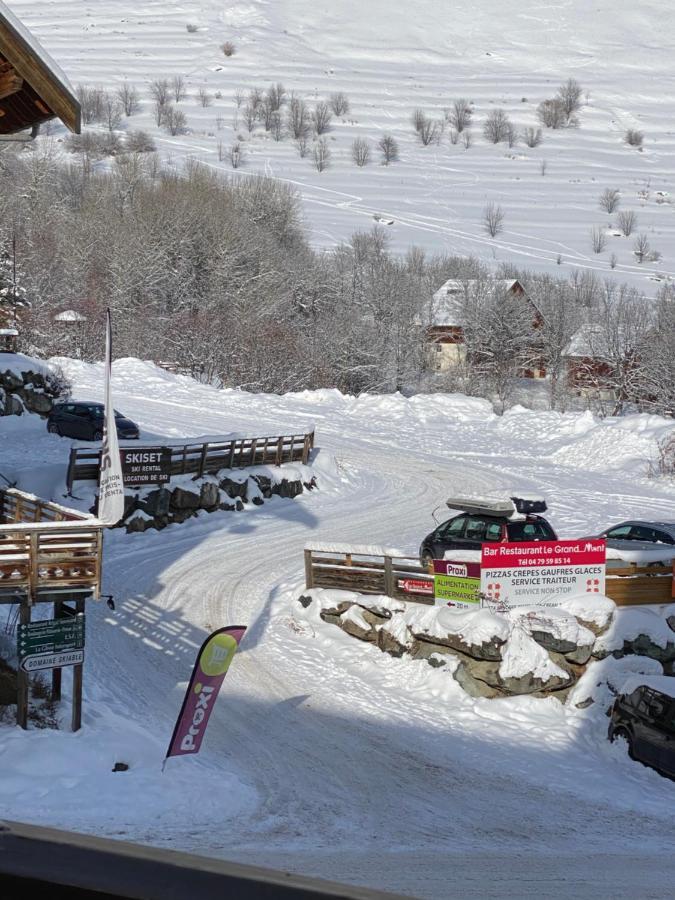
[8,0,675,291]
[1,358,675,897]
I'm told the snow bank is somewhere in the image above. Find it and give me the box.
[508,606,596,649]
[557,593,615,630]
[0,352,51,378]
[406,605,510,645]
[568,655,664,709]
[305,542,406,557]
[594,608,675,653]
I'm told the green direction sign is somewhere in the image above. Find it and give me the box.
[434,575,481,608]
[18,615,85,661]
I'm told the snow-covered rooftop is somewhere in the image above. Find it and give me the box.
[430,279,522,327]
[54,309,86,322]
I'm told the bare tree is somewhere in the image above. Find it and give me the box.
[412,108,426,133]
[153,98,167,127]
[505,122,518,148]
[329,92,349,116]
[77,85,105,124]
[102,93,123,132]
[221,41,236,57]
[260,98,275,130]
[418,117,440,146]
[287,95,310,139]
[248,87,263,112]
[609,253,618,269]
[556,78,583,118]
[313,137,330,172]
[590,227,607,254]
[483,109,511,143]
[448,128,459,145]
[537,99,566,129]
[312,101,332,134]
[599,188,620,213]
[266,82,286,111]
[462,130,473,150]
[295,134,310,158]
[171,75,187,103]
[633,232,650,263]
[625,129,644,148]
[230,141,243,168]
[352,137,370,167]
[378,134,399,165]
[197,87,212,108]
[116,82,140,117]
[163,107,187,135]
[150,79,170,107]
[617,210,637,236]
[483,202,504,237]
[243,103,257,133]
[126,130,156,153]
[448,98,472,133]
[234,88,245,109]
[540,159,548,175]
[522,126,542,147]
[270,113,284,141]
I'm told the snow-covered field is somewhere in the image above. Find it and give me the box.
[8,0,675,291]
[1,358,675,898]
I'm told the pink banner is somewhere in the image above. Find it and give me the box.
[165,625,246,761]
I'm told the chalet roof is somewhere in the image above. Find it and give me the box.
[430,278,522,327]
[562,323,611,360]
[0,2,80,135]
[0,327,17,335]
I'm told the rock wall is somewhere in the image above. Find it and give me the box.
[122,471,316,533]
[0,360,62,417]
[298,589,675,704]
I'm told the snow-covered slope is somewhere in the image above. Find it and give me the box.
[8,0,675,290]
[1,358,675,897]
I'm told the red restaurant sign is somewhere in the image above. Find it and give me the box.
[480,539,606,610]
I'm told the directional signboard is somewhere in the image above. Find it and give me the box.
[433,560,482,609]
[121,447,171,486]
[18,615,85,672]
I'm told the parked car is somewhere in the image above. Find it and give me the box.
[599,521,675,547]
[609,677,675,779]
[47,401,139,442]
[419,496,557,566]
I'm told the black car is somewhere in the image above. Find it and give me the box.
[609,679,675,779]
[419,498,558,566]
[47,401,140,442]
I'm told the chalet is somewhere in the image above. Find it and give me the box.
[0,2,80,136]
[562,323,617,399]
[428,278,546,378]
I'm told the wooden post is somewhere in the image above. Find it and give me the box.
[275,436,283,466]
[66,448,77,495]
[249,439,258,466]
[227,440,236,470]
[302,434,310,464]
[51,600,63,703]
[16,599,30,729]
[384,556,394,598]
[198,442,209,478]
[71,598,84,733]
[304,549,314,589]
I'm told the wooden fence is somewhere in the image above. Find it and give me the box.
[304,548,675,608]
[0,489,102,601]
[304,549,435,605]
[66,430,315,493]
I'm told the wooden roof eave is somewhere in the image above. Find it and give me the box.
[0,3,80,134]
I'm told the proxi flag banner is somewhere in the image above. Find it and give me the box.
[97,309,125,525]
[165,625,247,762]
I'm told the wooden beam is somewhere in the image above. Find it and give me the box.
[0,68,21,100]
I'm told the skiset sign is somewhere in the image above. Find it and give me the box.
[121,447,171,485]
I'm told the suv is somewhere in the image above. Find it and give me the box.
[47,401,139,442]
[419,496,557,566]
[609,678,675,779]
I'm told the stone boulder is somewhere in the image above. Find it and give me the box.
[219,477,248,500]
[508,607,596,666]
[274,479,304,499]
[139,488,171,518]
[338,606,386,642]
[19,388,52,415]
[407,606,509,661]
[199,481,220,510]
[592,608,675,666]
[170,486,201,511]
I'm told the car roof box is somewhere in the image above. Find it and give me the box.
[445,497,516,518]
[511,496,547,514]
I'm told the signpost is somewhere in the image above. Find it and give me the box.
[121,447,171,486]
[433,560,481,609]
[18,615,85,673]
[396,578,434,598]
[480,539,606,611]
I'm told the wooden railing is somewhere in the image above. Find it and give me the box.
[66,430,315,492]
[304,548,435,605]
[304,548,674,608]
[0,489,102,600]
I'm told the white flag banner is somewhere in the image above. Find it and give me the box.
[97,309,125,525]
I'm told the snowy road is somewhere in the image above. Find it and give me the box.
[3,360,675,898]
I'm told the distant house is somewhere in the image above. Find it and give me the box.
[427,278,546,378]
[54,309,86,325]
[0,326,18,352]
[562,323,617,398]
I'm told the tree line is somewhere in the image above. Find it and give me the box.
[0,143,672,416]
